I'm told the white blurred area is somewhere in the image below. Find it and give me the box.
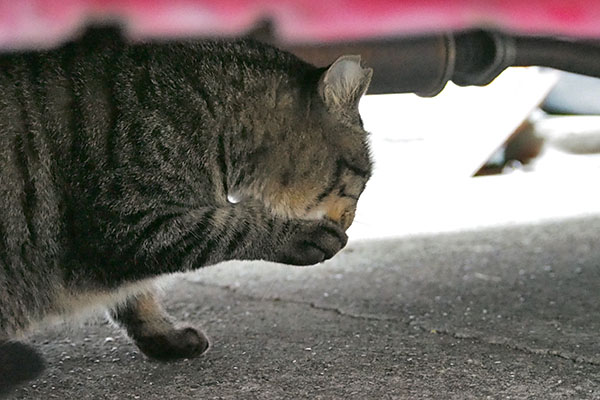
[348,67,600,241]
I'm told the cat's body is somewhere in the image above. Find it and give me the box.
[0,28,372,393]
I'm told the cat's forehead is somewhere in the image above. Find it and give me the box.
[324,120,373,171]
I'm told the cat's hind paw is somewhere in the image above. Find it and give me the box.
[0,341,45,395]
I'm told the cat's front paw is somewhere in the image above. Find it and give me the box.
[276,220,348,266]
[134,327,209,361]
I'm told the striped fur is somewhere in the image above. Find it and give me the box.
[0,27,372,388]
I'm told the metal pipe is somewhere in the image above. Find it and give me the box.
[513,36,600,77]
[286,35,455,96]
[282,30,600,96]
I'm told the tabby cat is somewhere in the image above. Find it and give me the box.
[0,28,373,393]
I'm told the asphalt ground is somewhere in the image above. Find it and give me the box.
[4,215,600,399]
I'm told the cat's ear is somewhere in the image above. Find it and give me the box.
[319,55,373,111]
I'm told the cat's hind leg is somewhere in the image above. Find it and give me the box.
[0,341,45,396]
[109,291,209,361]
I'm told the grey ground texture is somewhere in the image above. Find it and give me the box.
[5,216,600,399]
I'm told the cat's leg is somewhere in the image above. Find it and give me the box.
[0,341,45,395]
[119,202,349,276]
[109,291,209,361]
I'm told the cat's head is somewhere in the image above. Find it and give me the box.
[235,55,373,231]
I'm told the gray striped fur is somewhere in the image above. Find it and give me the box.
[0,27,372,389]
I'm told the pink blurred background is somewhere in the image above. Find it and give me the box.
[1,0,599,50]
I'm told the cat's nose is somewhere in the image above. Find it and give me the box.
[327,208,355,231]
